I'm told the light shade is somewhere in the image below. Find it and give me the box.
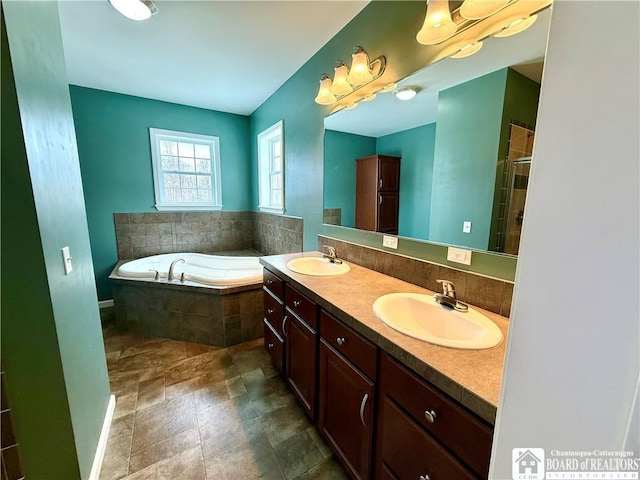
[330,62,353,95]
[416,0,457,45]
[109,0,157,20]
[494,14,538,37]
[459,0,509,20]
[450,41,483,58]
[314,75,337,105]
[395,86,420,101]
[347,47,373,86]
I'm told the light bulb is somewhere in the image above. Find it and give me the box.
[347,47,373,86]
[416,0,457,45]
[314,75,337,105]
[330,62,353,95]
[459,0,509,20]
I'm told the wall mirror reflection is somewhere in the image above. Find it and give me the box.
[323,8,551,256]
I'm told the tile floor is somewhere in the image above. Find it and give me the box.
[100,326,349,480]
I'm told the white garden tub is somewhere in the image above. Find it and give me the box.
[116,253,263,287]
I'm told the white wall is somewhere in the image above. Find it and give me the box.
[491,1,639,478]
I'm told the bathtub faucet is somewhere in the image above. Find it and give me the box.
[168,258,185,282]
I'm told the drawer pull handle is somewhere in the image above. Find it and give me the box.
[379,178,383,189]
[336,337,347,346]
[267,343,274,349]
[293,300,301,307]
[267,308,275,314]
[419,475,431,480]
[359,393,369,427]
[282,315,288,338]
[424,409,437,423]
[378,195,383,205]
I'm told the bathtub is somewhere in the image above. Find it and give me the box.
[116,252,263,287]
[110,252,265,347]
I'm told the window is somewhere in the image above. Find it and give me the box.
[149,128,222,211]
[257,120,284,214]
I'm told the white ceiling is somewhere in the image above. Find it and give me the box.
[324,7,552,138]
[57,0,369,115]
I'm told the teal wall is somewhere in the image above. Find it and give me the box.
[323,129,376,227]
[377,123,436,240]
[429,69,508,250]
[70,86,251,299]
[2,4,110,479]
[252,1,518,280]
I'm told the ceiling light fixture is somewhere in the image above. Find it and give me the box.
[459,0,510,20]
[109,0,157,21]
[416,0,458,45]
[450,41,483,58]
[394,86,421,101]
[493,14,538,37]
[314,46,386,106]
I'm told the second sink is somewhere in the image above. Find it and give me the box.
[373,292,503,349]
[286,257,351,276]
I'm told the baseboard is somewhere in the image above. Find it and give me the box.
[98,299,114,309]
[89,394,116,480]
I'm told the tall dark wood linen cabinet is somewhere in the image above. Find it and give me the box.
[355,155,401,234]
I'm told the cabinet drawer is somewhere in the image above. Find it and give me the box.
[263,288,284,337]
[380,352,492,478]
[263,268,284,299]
[378,396,477,480]
[320,310,376,380]
[285,284,317,329]
[264,319,284,373]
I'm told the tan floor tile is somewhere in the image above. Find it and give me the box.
[273,430,324,480]
[260,403,312,448]
[128,428,200,474]
[204,436,283,480]
[197,394,259,441]
[136,374,165,411]
[99,414,134,480]
[124,445,205,480]
[114,393,138,420]
[293,458,349,480]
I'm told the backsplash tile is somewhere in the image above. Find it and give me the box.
[318,235,513,317]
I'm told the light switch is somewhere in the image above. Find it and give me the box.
[61,246,73,275]
[463,221,472,234]
[383,235,398,249]
[447,247,472,266]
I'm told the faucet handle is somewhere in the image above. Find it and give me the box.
[323,245,336,257]
[436,279,456,298]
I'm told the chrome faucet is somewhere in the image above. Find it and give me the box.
[434,279,468,312]
[168,258,185,281]
[322,245,342,264]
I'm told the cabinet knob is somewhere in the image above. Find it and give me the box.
[293,300,301,307]
[267,279,273,285]
[336,337,347,346]
[267,308,275,314]
[419,475,431,480]
[267,343,274,349]
[424,409,437,424]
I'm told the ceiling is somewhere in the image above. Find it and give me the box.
[57,1,369,116]
[324,7,551,138]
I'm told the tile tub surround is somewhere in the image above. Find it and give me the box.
[260,252,509,424]
[318,235,514,317]
[114,211,303,260]
[110,264,263,348]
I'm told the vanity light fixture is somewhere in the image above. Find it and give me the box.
[380,82,398,93]
[459,0,510,20]
[416,0,458,45]
[450,41,483,58]
[314,46,386,106]
[493,14,538,37]
[361,93,377,102]
[109,0,157,20]
[394,86,421,101]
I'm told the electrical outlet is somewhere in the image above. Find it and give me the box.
[447,247,472,266]
[382,235,398,249]
[463,221,472,234]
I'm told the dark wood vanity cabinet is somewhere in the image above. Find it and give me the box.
[355,154,401,234]
[375,352,493,480]
[263,268,285,373]
[318,310,376,480]
[284,284,318,420]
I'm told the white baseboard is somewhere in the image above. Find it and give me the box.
[89,394,116,480]
[98,299,114,309]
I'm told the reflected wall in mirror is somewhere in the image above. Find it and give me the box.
[323,8,551,256]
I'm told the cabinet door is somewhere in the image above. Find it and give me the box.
[263,320,284,373]
[285,312,317,420]
[376,396,477,480]
[377,192,399,234]
[318,340,374,480]
[378,156,400,191]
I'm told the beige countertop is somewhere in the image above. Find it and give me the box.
[260,251,509,425]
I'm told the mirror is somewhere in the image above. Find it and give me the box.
[323,8,551,256]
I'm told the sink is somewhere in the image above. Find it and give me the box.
[286,257,351,276]
[372,293,503,349]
